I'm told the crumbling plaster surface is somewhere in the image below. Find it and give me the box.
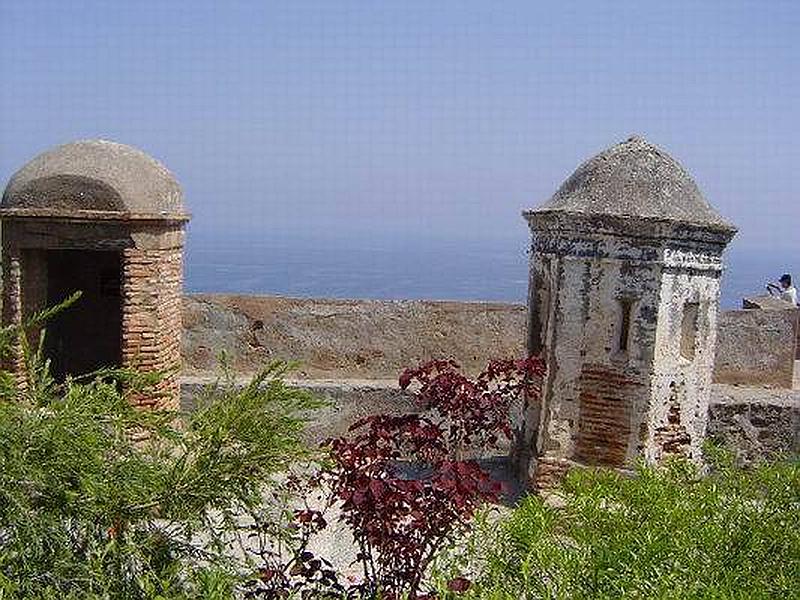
[519,136,741,482]
[524,210,731,478]
[649,254,723,463]
[532,238,664,468]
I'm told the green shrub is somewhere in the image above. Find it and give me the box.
[0,306,323,599]
[436,455,800,599]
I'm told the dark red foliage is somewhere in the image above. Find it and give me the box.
[294,508,327,531]
[326,356,545,599]
[447,577,472,592]
[399,356,545,453]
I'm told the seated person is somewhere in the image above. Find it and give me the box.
[766,273,798,305]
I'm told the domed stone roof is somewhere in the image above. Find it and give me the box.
[1,140,186,218]
[529,137,735,231]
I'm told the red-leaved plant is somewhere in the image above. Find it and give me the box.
[325,356,545,599]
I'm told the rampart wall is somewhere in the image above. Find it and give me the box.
[181,294,799,462]
[182,294,798,388]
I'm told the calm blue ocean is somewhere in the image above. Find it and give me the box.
[185,229,793,310]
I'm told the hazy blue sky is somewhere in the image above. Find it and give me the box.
[1,1,798,255]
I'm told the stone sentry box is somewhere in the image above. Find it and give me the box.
[0,140,189,409]
[521,137,737,489]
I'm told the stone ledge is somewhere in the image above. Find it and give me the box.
[708,383,800,463]
[180,376,800,464]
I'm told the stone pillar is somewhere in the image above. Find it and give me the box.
[1,253,26,387]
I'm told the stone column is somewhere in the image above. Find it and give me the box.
[1,252,26,388]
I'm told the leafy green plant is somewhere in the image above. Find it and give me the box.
[0,299,325,599]
[435,454,800,599]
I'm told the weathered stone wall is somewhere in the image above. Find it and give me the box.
[533,243,664,471]
[650,251,724,464]
[741,295,800,360]
[181,378,417,443]
[182,294,527,380]
[713,307,799,388]
[178,378,799,465]
[708,384,800,462]
[178,290,797,469]
[182,293,797,388]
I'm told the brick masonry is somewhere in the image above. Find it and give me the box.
[0,140,189,409]
[574,364,640,468]
[1,219,187,409]
[0,254,26,386]
[122,246,184,409]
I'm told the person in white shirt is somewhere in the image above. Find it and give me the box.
[766,273,798,306]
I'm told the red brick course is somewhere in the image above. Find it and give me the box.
[574,364,642,468]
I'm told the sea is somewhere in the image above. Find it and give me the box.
[185,228,794,310]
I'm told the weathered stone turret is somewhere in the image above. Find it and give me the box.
[522,136,737,488]
[1,140,189,408]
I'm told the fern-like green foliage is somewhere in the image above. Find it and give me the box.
[435,454,800,599]
[0,300,325,599]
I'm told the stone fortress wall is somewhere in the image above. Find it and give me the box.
[181,294,796,386]
[2,137,796,475]
[181,293,800,462]
[177,139,799,481]
[181,294,527,379]
[714,303,799,388]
